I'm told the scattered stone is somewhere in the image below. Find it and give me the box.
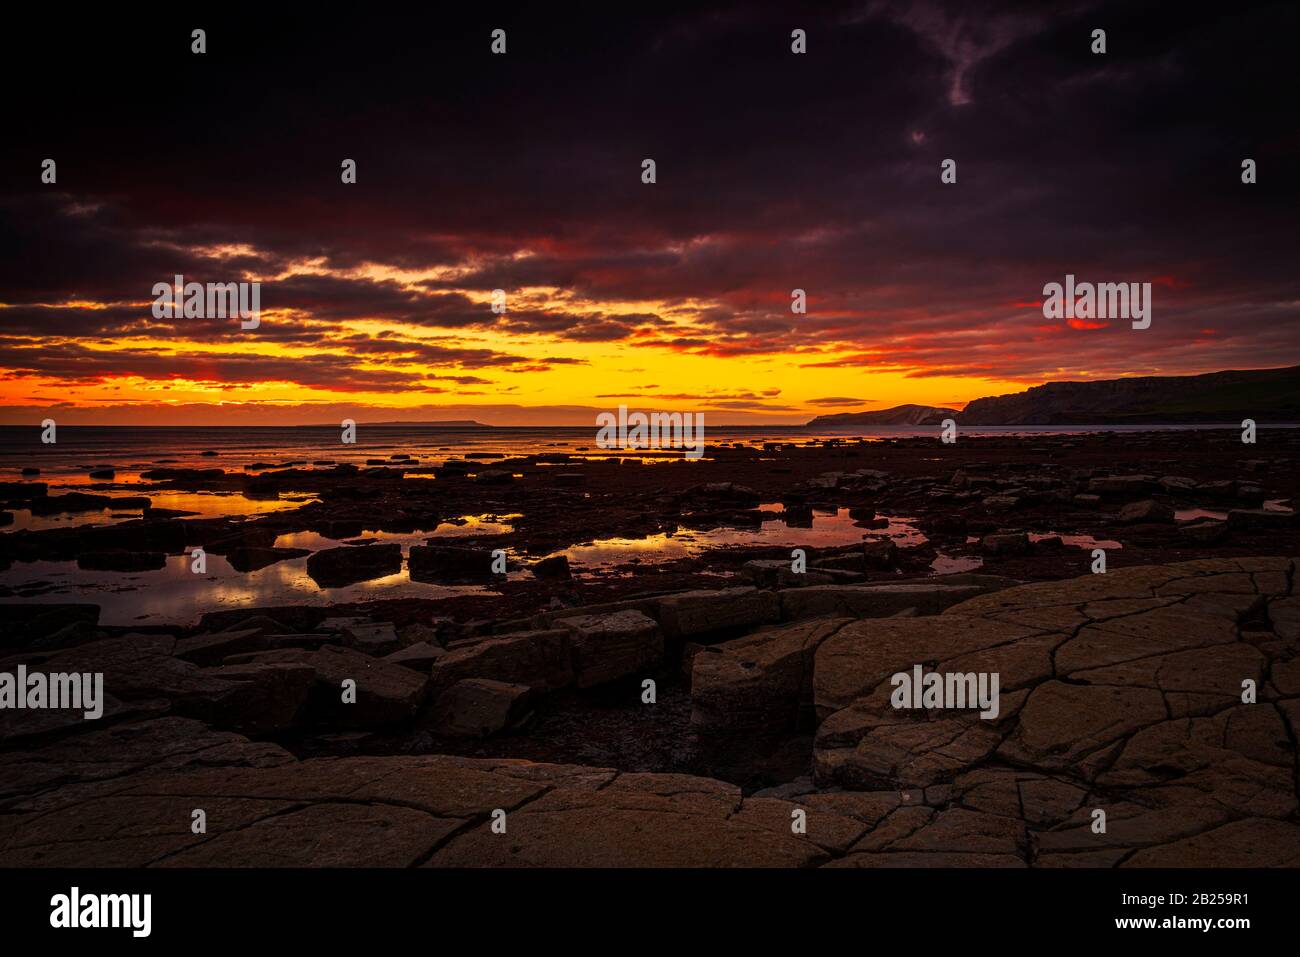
[225,546,310,572]
[432,679,534,736]
[1118,499,1174,523]
[981,532,1029,555]
[559,610,663,687]
[531,554,571,580]
[305,543,402,587]
[76,550,167,572]
[1179,520,1228,545]
[657,587,780,639]
[383,641,446,670]
[409,544,498,583]
[429,629,573,697]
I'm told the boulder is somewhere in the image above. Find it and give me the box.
[224,546,310,572]
[383,641,446,670]
[432,679,534,736]
[175,628,269,666]
[409,544,498,583]
[1179,521,1228,545]
[742,560,835,587]
[1228,508,1297,530]
[193,662,315,733]
[342,621,402,656]
[981,532,1029,555]
[531,554,572,580]
[429,629,573,697]
[559,610,663,687]
[305,543,402,587]
[1118,499,1174,523]
[231,645,428,727]
[656,587,780,639]
[76,550,167,572]
[691,618,849,733]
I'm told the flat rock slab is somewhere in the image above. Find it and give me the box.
[4,556,1299,868]
[559,609,663,687]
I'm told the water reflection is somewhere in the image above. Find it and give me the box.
[556,505,924,568]
[5,552,492,627]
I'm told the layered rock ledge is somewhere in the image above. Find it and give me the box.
[2,556,1297,867]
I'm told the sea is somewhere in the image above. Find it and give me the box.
[0,423,1290,625]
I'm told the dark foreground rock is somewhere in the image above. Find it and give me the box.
[305,544,402,587]
[2,556,1298,867]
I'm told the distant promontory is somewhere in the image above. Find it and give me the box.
[806,366,1300,427]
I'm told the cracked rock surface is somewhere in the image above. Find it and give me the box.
[2,556,1297,866]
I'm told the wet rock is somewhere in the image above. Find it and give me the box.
[1236,484,1266,507]
[28,492,113,515]
[305,543,402,588]
[473,468,514,484]
[742,560,835,587]
[79,520,186,555]
[862,539,899,567]
[76,550,167,572]
[559,610,663,688]
[409,544,498,583]
[1228,508,1297,530]
[531,554,571,580]
[224,546,310,572]
[1118,499,1174,523]
[139,467,224,481]
[1087,475,1155,496]
[1179,520,1228,544]
[684,482,761,506]
[982,494,1021,511]
[981,532,1029,555]
[203,525,280,554]
[432,679,534,736]
[1158,475,1198,494]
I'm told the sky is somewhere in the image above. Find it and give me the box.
[1,2,1297,426]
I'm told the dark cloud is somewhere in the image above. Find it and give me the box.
[1,1,1297,388]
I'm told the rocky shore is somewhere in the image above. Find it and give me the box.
[1,556,1296,866]
[2,429,1299,866]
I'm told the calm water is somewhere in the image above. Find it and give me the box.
[1,421,1286,484]
[0,423,1284,625]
